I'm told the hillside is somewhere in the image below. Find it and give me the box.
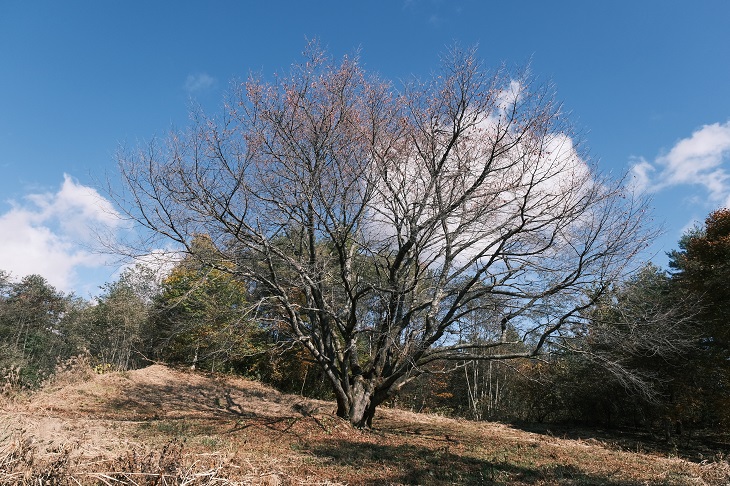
[1,363,728,485]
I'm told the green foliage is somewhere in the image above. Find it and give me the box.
[519,264,700,428]
[415,264,695,428]
[669,208,730,350]
[488,214,730,432]
[0,273,80,388]
[251,345,333,399]
[147,235,263,372]
[667,208,730,427]
[80,264,157,371]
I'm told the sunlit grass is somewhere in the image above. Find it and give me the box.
[1,364,728,485]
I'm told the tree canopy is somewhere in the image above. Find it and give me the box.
[113,43,653,427]
[667,208,730,426]
[0,273,77,387]
[148,235,260,371]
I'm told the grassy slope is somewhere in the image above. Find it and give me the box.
[1,364,728,485]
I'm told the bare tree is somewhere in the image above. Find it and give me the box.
[113,43,652,427]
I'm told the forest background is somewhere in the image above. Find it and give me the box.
[2,191,729,439]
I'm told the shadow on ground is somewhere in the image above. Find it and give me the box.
[102,376,329,443]
[307,438,647,485]
[512,422,730,464]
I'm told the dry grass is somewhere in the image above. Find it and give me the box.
[1,364,728,485]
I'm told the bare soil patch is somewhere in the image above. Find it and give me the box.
[2,365,729,484]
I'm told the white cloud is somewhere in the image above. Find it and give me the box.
[496,80,523,113]
[627,157,654,194]
[363,98,593,270]
[184,73,216,94]
[114,248,181,285]
[0,175,121,293]
[428,14,444,27]
[629,121,730,202]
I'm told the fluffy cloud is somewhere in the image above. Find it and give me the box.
[629,121,730,204]
[184,72,216,94]
[363,96,593,270]
[0,175,121,292]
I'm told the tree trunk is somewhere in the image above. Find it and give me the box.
[335,396,348,419]
[332,376,384,428]
[348,392,378,428]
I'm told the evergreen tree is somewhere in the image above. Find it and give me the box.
[668,208,730,427]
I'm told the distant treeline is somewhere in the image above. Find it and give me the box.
[2,209,730,438]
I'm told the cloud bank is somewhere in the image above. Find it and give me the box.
[630,121,730,206]
[0,175,121,293]
[184,72,216,94]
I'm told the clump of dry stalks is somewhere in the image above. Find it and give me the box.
[0,430,287,485]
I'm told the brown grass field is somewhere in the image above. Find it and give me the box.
[1,363,729,485]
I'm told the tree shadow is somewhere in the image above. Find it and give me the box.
[307,438,647,485]
[103,378,313,439]
[510,422,730,464]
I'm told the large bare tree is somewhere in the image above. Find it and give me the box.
[115,44,652,427]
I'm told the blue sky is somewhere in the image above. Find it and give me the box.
[1,0,729,296]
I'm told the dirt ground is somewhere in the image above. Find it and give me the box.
[1,364,729,485]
